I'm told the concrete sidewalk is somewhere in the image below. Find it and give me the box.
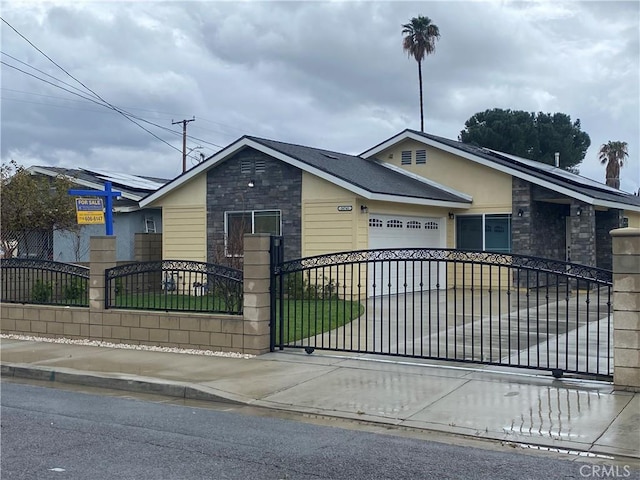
[1,338,638,461]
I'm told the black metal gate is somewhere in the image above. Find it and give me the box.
[271,243,613,379]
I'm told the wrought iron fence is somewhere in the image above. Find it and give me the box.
[0,258,89,306]
[105,260,243,314]
[272,248,613,379]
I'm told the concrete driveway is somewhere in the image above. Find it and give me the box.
[286,287,612,377]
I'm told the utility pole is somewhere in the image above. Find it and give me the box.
[172,116,195,173]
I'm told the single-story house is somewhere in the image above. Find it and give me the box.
[140,129,640,278]
[25,166,168,262]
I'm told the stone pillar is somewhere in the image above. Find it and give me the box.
[242,234,271,355]
[568,201,596,266]
[511,177,533,256]
[611,227,640,391]
[89,237,116,338]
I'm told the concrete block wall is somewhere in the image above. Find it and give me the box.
[134,233,162,262]
[611,227,640,391]
[0,304,244,351]
[1,234,271,356]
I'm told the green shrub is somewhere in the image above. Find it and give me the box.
[63,278,86,302]
[32,280,52,303]
[284,272,339,299]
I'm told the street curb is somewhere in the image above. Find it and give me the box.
[2,363,638,462]
[0,363,246,405]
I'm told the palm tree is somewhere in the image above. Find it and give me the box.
[402,16,440,132]
[598,141,628,189]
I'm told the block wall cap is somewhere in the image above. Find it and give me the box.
[610,227,640,237]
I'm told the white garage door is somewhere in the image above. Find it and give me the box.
[368,215,445,296]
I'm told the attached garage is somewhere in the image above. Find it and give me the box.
[368,214,446,296]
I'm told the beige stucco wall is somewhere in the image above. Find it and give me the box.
[163,206,206,261]
[302,172,362,257]
[376,139,512,213]
[146,176,207,261]
[624,210,640,228]
[301,172,455,255]
[151,175,206,208]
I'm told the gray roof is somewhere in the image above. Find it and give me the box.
[403,130,640,208]
[31,166,169,201]
[246,136,470,204]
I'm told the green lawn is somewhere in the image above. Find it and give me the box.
[113,292,363,344]
[113,292,241,313]
[275,298,365,344]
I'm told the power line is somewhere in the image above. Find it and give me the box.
[1,18,226,155]
[1,85,227,149]
[1,50,92,99]
[1,71,222,153]
[0,17,186,156]
[1,60,184,154]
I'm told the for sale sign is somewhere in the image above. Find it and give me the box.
[75,198,105,224]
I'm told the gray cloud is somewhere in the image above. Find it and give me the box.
[1,1,638,192]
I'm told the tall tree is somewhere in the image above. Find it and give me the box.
[459,108,591,172]
[598,141,628,189]
[1,160,78,259]
[402,15,440,133]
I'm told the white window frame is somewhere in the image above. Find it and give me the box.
[455,213,512,253]
[224,209,282,256]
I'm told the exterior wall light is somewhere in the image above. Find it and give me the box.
[448,212,455,219]
[360,205,368,213]
[517,209,524,217]
[576,207,582,216]
[247,180,255,188]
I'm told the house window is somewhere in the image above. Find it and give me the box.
[416,149,427,164]
[456,214,511,253]
[401,151,412,165]
[225,210,281,255]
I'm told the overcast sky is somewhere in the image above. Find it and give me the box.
[1,0,639,194]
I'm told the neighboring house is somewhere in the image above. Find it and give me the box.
[140,129,640,276]
[27,166,168,262]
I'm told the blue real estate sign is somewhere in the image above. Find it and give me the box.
[75,198,105,225]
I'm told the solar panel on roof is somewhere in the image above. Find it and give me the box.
[485,149,623,194]
[82,168,166,191]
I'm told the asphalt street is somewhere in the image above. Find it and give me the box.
[2,381,636,480]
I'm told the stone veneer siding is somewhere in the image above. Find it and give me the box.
[512,178,568,260]
[512,177,612,268]
[206,148,302,262]
[595,209,623,270]
[567,201,596,266]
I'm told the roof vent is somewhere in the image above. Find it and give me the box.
[554,152,560,168]
[323,153,339,160]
